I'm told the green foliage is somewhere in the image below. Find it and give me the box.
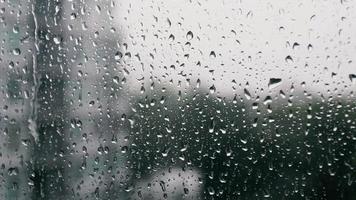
[128,90,356,199]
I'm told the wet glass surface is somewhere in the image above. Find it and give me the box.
[0,0,355,199]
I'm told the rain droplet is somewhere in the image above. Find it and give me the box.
[9,61,15,69]
[208,187,215,195]
[89,101,95,107]
[53,36,61,44]
[209,85,216,94]
[186,31,193,40]
[13,26,19,33]
[12,48,21,55]
[244,88,251,100]
[160,181,166,192]
[168,34,175,41]
[210,51,216,58]
[292,42,300,49]
[113,76,120,84]
[115,51,123,60]
[209,119,216,133]
[8,167,19,176]
[166,18,171,27]
[121,146,128,153]
[70,13,77,20]
[263,96,272,105]
[196,79,201,88]
[285,55,293,63]
[349,74,356,83]
[232,95,238,104]
[268,78,282,89]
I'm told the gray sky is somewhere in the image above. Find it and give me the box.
[113,0,356,99]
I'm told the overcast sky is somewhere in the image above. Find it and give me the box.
[112,0,356,100]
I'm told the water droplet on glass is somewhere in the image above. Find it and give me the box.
[285,55,293,63]
[268,78,282,89]
[208,187,215,195]
[13,26,19,33]
[349,74,356,83]
[12,48,21,55]
[113,76,120,84]
[168,34,175,41]
[53,36,61,44]
[209,85,216,94]
[115,51,123,60]
[186,31,193,40]
[244,88,251,100]
[210,51,216,58]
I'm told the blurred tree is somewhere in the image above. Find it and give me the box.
[29,0,68,199]
[128,90,356,200]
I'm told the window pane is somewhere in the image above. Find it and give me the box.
[0,0,355,199]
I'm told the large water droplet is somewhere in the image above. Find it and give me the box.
[209,85,216,94]
[186,31,193,40]
[244,88,251,100]
[285,55,293,63]
[268,78,282,89]
[12,48,21,55]
[210,51,216,58]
